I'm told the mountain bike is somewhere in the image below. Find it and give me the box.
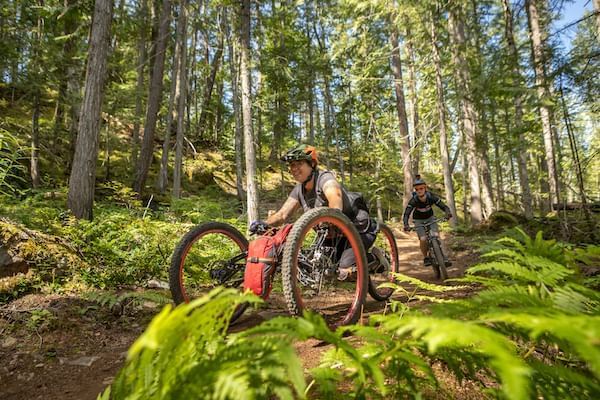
[408,216,449,281]
[169,207,399,328]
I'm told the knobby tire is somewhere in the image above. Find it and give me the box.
[280,207,368,328]
[169,222,249,323]
[431,238,448,281]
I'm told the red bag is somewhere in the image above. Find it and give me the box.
[243,224,293,297]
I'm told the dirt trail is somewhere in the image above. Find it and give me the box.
[0,230,475,399]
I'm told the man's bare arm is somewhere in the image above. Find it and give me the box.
[322,180,344,210]
[266,197,300,226]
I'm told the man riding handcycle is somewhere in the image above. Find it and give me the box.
[169,145,399,327]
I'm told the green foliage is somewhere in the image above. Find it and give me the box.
[104,288,305,400]
[0,190,244,291]
[0,127,27,195]
[26,309,57,332]
[107,229,600,399]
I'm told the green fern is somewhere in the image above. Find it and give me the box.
[483,313,600,379]
[377,315,531,400]
[104,288,308,400]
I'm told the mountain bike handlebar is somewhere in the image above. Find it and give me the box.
[406,216,449,231]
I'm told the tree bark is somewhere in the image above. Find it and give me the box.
[389,25,413,209]
[157,8,180,194]
[430,14,457,228]
[198,17,224,141]
[31,89,41,188]
[30,7,43,189]
[67,0,113,220]
[593,0,600,42]
[132,0,148,177]
[501,0,533,219]
[172,0,188,199]
[560,84,595,238]
[238,0,259,224]
[525,0,560,208]
[404,20,420,176]
[133,0,171,194]
[448,6,483,225]
[226,10,245,204]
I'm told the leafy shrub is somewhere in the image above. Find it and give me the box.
[0,128,27,195]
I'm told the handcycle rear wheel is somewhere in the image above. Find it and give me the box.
[280,207,368,328]
[368,223,399,301]
[430,238,448,281]
[169,222,249,323]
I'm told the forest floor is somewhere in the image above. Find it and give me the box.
[0,228,481,400]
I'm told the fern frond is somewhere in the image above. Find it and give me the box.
[451,274,508,288]
[482,248,526,263]
[483,313,600,379]
[528,359,600,399]
[495,236,526,253]
[551,286,600,315]
[468,260,571,287]
[379,315,531,400]
[390,272,467,292]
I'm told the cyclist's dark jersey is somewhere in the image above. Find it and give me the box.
[403,191,450,225]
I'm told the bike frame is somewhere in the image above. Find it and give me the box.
[410,217,448,267]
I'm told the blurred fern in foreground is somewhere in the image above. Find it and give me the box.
[103,230,600,399]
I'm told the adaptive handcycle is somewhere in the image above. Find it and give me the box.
[169,207,399,328]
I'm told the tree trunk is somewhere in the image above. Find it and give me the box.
[560,84,596,238]
[227,22,245,204]
[404,20,420,176]
[157,9,180,194]
[238,0,259,224]
[594,0,600,38]
[525,0,560,208]
[30,9,43,189]
[172,0,188,199]
[430,14,457,228]
[132,0,148,177]
[490,111,504,209]
[31,89,41,188]
[67,0,113,220]
[448,6,483,225]
[501,0,533,218]
[133,0,172,194]
[198,18,224,141]
[389,25,413,209]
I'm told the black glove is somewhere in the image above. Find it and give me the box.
[249,220,269,234]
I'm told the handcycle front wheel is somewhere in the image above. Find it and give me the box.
[281,207,368,328]
[430,238,448,281]
[368,222,399,301]
[169,222,249,323]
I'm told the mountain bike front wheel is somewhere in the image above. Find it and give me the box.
[169,222,249,323]
[280,207,368,328]
[430,238,448,281]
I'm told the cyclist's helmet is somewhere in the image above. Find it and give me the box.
[280,144,318,167]
[413,178,426,187]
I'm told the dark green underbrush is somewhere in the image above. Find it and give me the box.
[0,185,245,299]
